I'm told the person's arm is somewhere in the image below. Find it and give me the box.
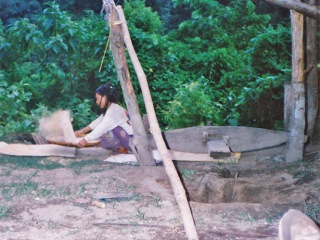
[75,116,102,148]
[75,126,92,148]
[84,104,120,142]
[75,115,103,137]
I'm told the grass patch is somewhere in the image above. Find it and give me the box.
[0,205,11,219]
[292,169,314,179]
[241,212,256,223]
[0,168,12,177]
[68,159,106,174]
[305,200,320,225]
[55,187,72,198]
[180,168,195,180]
[1,179,39,201]
[149,192,162,208]
[134,206,146,221]
[2,188,13,201]
[0,156,64,170]
[37,186,52,197]
[265,210,283,223]
[0,156,113,174]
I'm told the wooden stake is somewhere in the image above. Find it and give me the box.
[116,5,199,240]
[286,9,305,162]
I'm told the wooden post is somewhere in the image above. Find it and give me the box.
[107,3,155,166]
[284,82,293,129]
[305,0,318,139]
[116,6,199,240]
[286,9,305,162]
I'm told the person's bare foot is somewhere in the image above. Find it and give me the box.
[114,147,128,155]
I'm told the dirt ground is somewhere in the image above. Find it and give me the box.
[0,141,319,240]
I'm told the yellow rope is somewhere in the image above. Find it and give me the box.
[98,20,123,72]
[111,20,123,25]
[99,35,110,72]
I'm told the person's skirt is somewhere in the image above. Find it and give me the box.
[100,126,133,151]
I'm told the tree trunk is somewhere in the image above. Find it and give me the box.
[116,6,199,240]
[286,9,305,162]
[305,0,319,140]
[262,0,320,19]
[108,5,155,166]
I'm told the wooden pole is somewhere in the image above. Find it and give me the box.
[286,9,305,162]
[263,0,320,19]
[116,5,199,240]
[305,0,318,139]
[108,4,155,166]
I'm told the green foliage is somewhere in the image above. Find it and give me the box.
[0,0,43,25]
[127,29,185,122]
[122,0,186,125]
[172,0,270,48]
[124,0,164,34]
[69,98,96,130]
[0,0,103,26]
[249,24,291,74]
[164,0,290,129]
[0,77,51,136]
[0,2,111,136]
[0,80,32,135]
[164,78,234,129]
[0,0,291,136]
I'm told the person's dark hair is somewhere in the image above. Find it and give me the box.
[95,83,119,115]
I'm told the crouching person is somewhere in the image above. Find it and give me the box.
[76,83,132,155]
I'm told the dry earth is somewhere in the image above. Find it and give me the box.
[0,142,319,240]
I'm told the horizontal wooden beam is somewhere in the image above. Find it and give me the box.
[263,0,320,20]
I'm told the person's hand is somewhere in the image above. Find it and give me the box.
[75,126,91,137]
[75,130,85,137]
[77,138,87,148]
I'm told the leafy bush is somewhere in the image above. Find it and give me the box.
[164,0,290,129]
[124,0,164,34]
[0,80,34,135]
[164,78,225,129]
[0,3,109,136]
[69,98,97,130]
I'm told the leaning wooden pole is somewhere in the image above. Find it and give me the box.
[106,2,155,166]
[286,9,305,162]
[116,5,199,240]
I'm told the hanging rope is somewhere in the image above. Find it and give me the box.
[99,35,110,72]
[99,19,122,72]
[99,0,113,72]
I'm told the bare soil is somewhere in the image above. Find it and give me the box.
[0,142,319,240]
